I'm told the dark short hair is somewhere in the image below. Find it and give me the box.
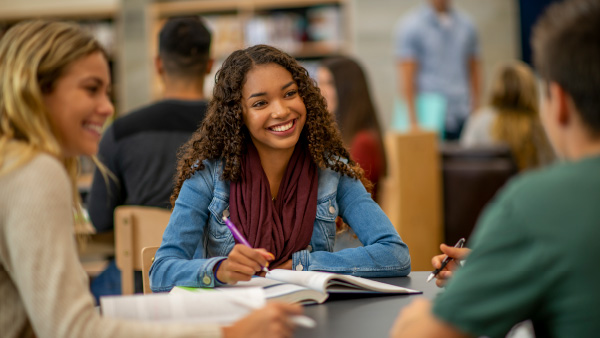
[158,16,211,78]
[532,0,600,134]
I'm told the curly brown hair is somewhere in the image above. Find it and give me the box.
[171,44,367,206]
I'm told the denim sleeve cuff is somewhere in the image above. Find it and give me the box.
[212,258,227,286]
[202,256,228,287]
[291,250,310,271]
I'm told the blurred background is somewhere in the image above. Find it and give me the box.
[0,0,559,270]
[0,0,556,125]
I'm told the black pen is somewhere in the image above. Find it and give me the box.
[426,238,466,283]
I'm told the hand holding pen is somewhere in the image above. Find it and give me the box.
[427,238,469,286]
[216,217,275,285]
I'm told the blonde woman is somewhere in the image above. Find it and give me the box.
[460,61,554,170]
[0,20,301,338]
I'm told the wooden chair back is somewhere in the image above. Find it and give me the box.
[114,206,170,295]
[379,130,443,270]
[141,246,159,294]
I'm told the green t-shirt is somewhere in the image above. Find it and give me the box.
[433,155,600,338]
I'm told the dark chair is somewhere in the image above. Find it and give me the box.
[441,143,518,245]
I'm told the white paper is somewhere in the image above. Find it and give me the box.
[101,287,266,324]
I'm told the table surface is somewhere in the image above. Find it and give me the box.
[296,271,441,338]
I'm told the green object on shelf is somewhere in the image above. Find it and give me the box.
[392,93,446,139]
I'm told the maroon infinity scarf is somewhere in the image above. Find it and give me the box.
[229,140,318,267]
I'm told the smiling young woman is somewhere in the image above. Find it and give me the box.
[149,44,411,292]
[241,63,307,199]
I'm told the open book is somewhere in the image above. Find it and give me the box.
[171,270,421,305]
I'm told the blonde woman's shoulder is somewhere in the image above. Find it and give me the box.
[25,153,68,180]
[29,152,65,168]
[1,152,70,193]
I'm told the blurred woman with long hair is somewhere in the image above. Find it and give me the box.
[461,61,554,170]
[318,56,387,200]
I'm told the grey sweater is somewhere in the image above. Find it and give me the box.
[0,152,221,338]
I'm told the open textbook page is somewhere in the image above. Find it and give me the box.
[264,270,420,294]
[172,270,420,305]
[101,287,265,324]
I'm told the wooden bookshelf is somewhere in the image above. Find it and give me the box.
[151,0,245,17]
[151,0,345,17]
[0,6,118,98]
[148,0,350,99]
[0,1,117,22]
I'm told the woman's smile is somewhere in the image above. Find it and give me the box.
[267,118,297,134]
[242,63,307,155]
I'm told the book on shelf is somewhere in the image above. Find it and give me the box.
[170,269,421,305]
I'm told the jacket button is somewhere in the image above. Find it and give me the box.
[202,275,211,285]
[329,206,335,214]
[295,264,304,271]
[223,209,230,218]
[306,245,312,252]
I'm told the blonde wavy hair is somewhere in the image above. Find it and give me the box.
[0,20,107,238]
[489,61,552,171]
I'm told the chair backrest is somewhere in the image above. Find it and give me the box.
[379,130,443,270]
[114,206,171,295]
[440,143,518,244]
[141,246,159,294]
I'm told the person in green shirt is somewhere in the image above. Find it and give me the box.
[390,0,600,337]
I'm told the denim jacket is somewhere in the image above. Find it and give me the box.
[150,159,411,292]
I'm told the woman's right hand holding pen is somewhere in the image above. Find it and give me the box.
[216,244,275,284]
[431,244,471,288]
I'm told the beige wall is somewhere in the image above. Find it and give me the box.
[349,0,520,131]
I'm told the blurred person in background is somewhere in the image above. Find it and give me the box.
[395,0,481,140]
[88,17,213,300]
[317,56,387,202]
[461,61,554,171]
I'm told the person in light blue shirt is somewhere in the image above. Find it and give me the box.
[149,45,411,292]
[395,0,481,140]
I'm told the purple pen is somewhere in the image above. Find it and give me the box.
[222,216,251,247]
[222,216,269,272]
